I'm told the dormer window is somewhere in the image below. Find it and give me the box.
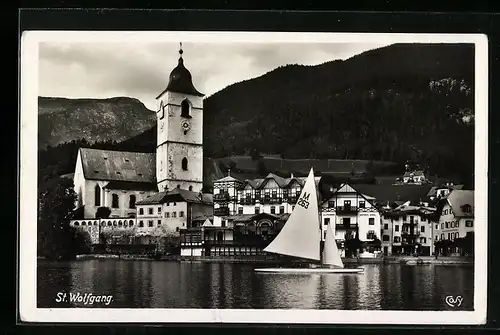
[181,99,191,118]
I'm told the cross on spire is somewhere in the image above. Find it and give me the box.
[179,42,183,58]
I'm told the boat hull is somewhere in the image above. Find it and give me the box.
[254,267,364,274]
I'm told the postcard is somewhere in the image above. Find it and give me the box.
[19,30,488,324]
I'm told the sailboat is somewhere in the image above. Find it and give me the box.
[255,168,364,274]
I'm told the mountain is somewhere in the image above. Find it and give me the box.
[38,43,475,187]
[38,97,156,149]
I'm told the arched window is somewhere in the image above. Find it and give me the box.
[189,186,193,191]
[182,157,188,171]
[129,195,136,209]
[94,185,101,206]
[177,185,181,189]
[112,193,119,208]
[181,99,190,118]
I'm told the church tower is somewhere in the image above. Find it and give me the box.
[156,43,204,193]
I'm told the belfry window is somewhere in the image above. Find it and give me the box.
[181,99,191,118]
[182,157,188,171]
[94,185,101,206]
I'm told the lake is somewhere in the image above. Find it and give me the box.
[37,259,474,310]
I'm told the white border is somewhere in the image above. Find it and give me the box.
[19,31,488,325]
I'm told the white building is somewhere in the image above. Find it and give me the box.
[433,189,474,255]
[70,45,210,246]
[380,204,435,256]
[320,183,382,256]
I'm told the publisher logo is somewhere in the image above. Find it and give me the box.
[445,295,463,308]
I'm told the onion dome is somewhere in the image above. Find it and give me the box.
[156,42,204,98]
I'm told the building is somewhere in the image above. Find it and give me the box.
[320,183,382,257]
[70,45,211,248]
[380,204,435,256]
[433,189,474,255]
[178,172,322,257]
[136,188,213,233]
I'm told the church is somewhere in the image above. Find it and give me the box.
[69,45,213,245]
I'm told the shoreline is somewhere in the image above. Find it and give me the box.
[62,254,474,265]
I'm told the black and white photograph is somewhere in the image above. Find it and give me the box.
[19,31,488,324]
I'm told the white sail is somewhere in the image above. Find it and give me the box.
[322,221,344,268]
[263,168,320,261]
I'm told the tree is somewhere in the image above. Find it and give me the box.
[38,177,89,260]
[96,206,111,219]
[257,160,268,177]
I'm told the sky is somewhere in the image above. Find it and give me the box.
[39,41,390,111]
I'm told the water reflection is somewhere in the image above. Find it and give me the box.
[37,260,474,310]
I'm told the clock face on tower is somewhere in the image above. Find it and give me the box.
[181,120,191,133]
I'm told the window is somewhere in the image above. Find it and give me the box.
[441,223,444,229]
[359,201,366,208]
[111,194,119,208]
[435,235,438,241]
[270,206,276,214]
[394,236,400,243]
[158,207,161,214]
[158,220,161,226]
[421,226,425,232]
[181,99,190,117]
[440,233,444,240]
[395,225,399,232]
[189,186,193,191]
[174,202,177,206]
[455,232,459,239]
[148,220,153,227]
[165,212,170,218]
[421,217,426,222]
[179,211,184,217]
[465,220,473,227]
[172,212,177,218]
[177,185,180,189]
[148,208,153,215]
[255,207,260,214]
[463,204,472,213]
[166,202,170,206]
[342,217,350,226]
[129,195,136,209]
[139,208,144,215]
[344,200,351,207]
[129,220,134,226]
[222,220,226,227]
[182,158,188,171]
[139,220,144,227]
[382,235,390,241]
[94,185,101,206]
[384,224,388,230]
[328,201,335,208]
[421,237,427,244]
[435,224,438,230]
[279,206,285,214]
[324,218,330,225]
[369,218,375,225]
[456,221,460,228]
[238,207,243,214]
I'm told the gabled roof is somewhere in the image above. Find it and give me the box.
[79,148,155,183]
[403,170,425,177]
[214,175,242,183]
[103,180,158,192]
[353,184,433,205]
[446,190,474,217]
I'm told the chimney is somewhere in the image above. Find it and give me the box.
[228,168,231,177]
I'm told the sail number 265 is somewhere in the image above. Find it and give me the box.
[297,192,311,209]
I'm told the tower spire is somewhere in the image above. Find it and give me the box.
[179,42,183,59]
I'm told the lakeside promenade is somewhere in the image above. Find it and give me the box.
[69,254,474,265]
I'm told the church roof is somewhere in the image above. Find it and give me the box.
[79,148,156,183]
[156,46,204,99]
[103,180,157,191]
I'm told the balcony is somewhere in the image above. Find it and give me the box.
[335,223,358,230]
[336,206,359,214]
[287,197,298,204]
[402,221,419,226]
[214,207,230,216]
[213,193,235,202]
[401,231,420,237]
